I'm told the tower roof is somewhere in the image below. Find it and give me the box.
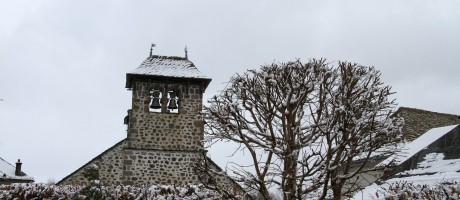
[126,55,212,88]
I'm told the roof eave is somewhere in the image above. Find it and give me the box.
[125,73,212,91]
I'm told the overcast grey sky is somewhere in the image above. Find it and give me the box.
[1,0,459,183]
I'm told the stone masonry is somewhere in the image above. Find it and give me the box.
[57,140,125,185]
[126,82,205,151]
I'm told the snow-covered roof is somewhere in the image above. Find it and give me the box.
[378,125,458,166]
[126,55,212,89]
[129,55,210,79]
[0,157,34,181]
[352,152,460,199]
[352,125,460,199]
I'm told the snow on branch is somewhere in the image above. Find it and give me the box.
[200,59,403,200]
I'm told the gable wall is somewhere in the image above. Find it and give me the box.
[58,140,125,185]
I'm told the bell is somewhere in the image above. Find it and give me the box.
[168,91,178,110]
[168,99,178,110]
[150,91,162,109]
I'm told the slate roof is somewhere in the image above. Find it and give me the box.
[0,157,34,182]
[393,107,459,141]
[126,55,212,88]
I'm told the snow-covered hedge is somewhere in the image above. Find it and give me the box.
[376,181,460,200]
[0,183,223,200]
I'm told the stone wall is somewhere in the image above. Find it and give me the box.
[60,145,193,186]
[127,81,204,151]
[58,143,242,192]
[58,140,126,185]
[395,107,459,141]
[121,149,202,185]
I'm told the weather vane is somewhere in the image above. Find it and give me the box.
[149,43,156,57]
[184,45,188,59]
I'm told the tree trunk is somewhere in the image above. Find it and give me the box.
[283,155,297,200]
[332,183,343,200]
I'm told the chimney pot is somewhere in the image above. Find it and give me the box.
[15,159,22,176]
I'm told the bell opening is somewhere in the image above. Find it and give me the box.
[167,91,179,113]
[149,91,162,112]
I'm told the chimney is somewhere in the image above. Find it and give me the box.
[15,159,22,176]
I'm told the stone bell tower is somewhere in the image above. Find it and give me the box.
[122,46,212,185]
[58,46,222,187]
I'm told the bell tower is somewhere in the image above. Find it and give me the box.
[58,46,241,191]
[122,47,212,185]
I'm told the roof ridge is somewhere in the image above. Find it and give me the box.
[396,106,459,117]
[0,157,14,167]
[148,55,188,61]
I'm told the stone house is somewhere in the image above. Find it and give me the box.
[0,158,34,184]
[347,107,460,194]
[58,49,240,192]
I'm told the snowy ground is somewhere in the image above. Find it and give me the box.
[351,152,460,199]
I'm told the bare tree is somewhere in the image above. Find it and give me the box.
[313,62,404,199]
[199,59,403,200]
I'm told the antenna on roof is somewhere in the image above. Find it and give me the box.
[184,45,188,59]
[149,43,156,57]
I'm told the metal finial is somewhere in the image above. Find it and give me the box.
[150,43,156,57]
[184,45,188,59]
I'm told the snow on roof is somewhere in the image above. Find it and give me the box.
[351,125,459,199]
[128,55,210,79]
[0,158,34,181]
[378,125,458,166]
[351,152,460,199]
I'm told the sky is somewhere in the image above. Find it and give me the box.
[0,0,459,183]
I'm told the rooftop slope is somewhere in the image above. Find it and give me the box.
[129,55,209,79]
[352,125,460,199]
[395,107,459,141]
[378,125,458,166]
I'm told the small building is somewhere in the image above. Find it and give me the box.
[0,158,34,184]
[58,47,240,192]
